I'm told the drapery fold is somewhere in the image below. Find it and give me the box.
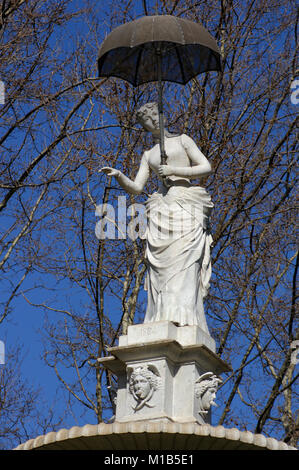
[143,185,213,330]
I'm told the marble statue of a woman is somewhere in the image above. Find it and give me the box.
[101,102,213,332]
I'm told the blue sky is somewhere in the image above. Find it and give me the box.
[0,0,297,449]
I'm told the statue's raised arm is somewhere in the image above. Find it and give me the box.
[101,151,150,195]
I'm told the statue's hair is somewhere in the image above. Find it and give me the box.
[135,102,178,138]
[135,102,158,124]
[128,365,160,393]
[195,374,222,398]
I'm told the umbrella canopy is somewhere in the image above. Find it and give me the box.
[98,15,221,86]
[98,15,221,185]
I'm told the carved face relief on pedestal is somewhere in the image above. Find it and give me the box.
[195,372,222,417]
[128,364,161,412]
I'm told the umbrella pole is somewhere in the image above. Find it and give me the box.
[156,47,169,188]
[156,47,166,166]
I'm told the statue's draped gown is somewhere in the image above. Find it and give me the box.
[142,135,213,331]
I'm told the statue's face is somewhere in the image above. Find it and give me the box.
[201,387,217,411]
[133,374,151,399]
[140,107,160,134]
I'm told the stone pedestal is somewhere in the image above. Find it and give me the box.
[98,321,230,425]
[15,326,296,451]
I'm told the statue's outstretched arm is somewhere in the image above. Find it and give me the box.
[159,134,212,178]
[100,152,150,195]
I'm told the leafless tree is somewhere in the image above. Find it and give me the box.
[0,0,297,448]
[0,342,65,449]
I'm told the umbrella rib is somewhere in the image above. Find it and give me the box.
[174,15,185,44]
[134,45,143,87]
[175,44,186,84]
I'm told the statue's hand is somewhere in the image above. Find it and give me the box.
[100,167,121,178]
[158,165,174,177]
